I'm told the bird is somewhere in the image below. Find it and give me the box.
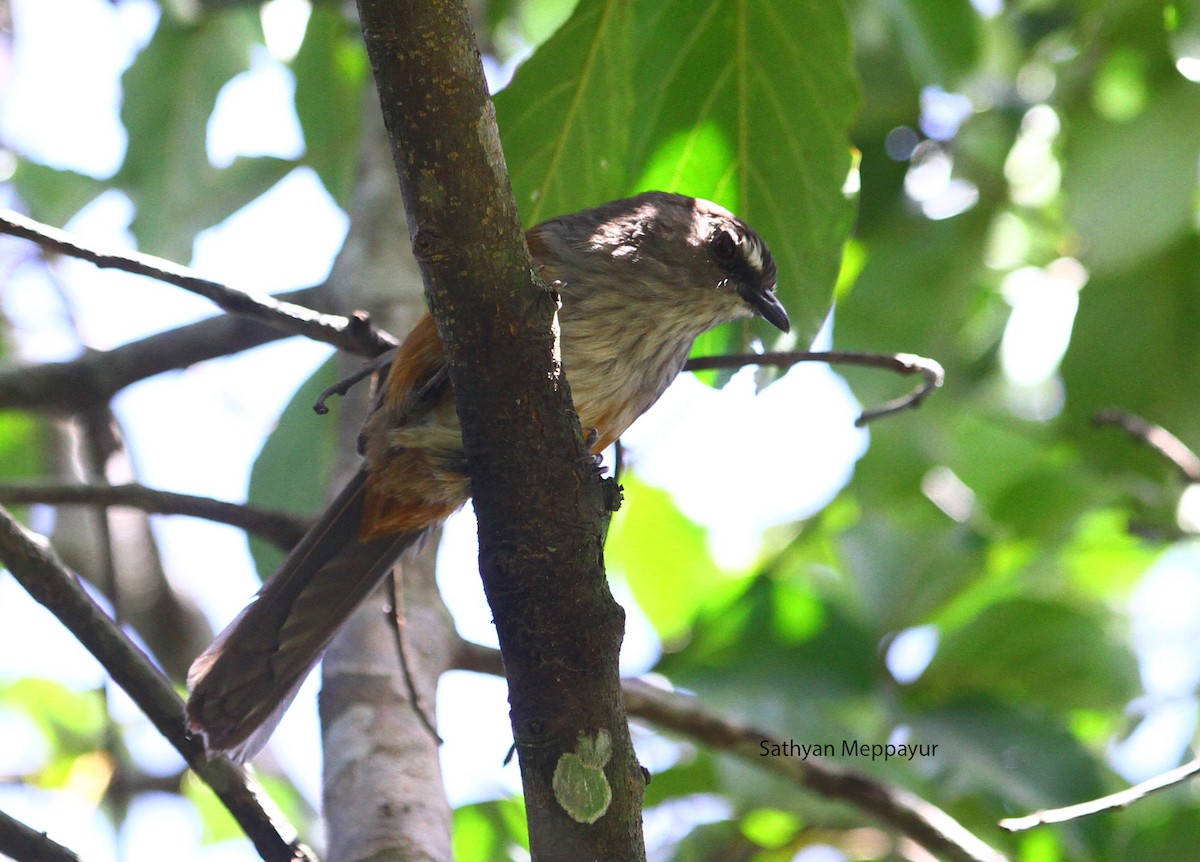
[186,191,790,760]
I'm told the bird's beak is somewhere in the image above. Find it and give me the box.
[739,283,790,333]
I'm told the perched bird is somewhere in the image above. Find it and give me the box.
[186,191,790,760]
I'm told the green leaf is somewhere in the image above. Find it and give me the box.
[117,9,294,260]
[664,820,758,862]
[1122,807,1200,861]
[292,4,369,205]
[629,0,858,349]
[606,475,745,642]
[913,699,1113,857]
[495,0,635,225]
[497,0,857,351]
[1064,79,1200,275]
[453,798,529,862]
[643,751,721,807]
[1060,237,1200,481]
[246,356,341,579]
[839,516,986,630]
[740,807,801,848]
[0,679,105,754]
[922,598,1139,711]
[183,770,243,845]
[655,577,881,784]
[0,412,44,483]
[876,0,981,85]
[1060,509,1156,596]
[8,160,105,228]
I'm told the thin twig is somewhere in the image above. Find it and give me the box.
[0,482,310,550]
[1093,410,1200,483]
[0,808,81,862]
[0,209,397,357]
[453,642,1006,862]
[684,350,945,426]
[1000,756,1200,832]
[0,505,316,862]
[314,348,947,425]
[384,570,442,743]
[313,349,397,415]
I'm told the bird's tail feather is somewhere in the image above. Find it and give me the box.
[187,470,421,761]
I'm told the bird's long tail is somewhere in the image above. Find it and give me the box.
[186,470,421,761]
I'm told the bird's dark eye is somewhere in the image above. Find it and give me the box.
[711,230,737,262]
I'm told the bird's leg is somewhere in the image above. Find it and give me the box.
[583,428,609,476]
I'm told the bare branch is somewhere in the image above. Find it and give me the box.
[0,286,334,413]
[1093,410,1200,483]
[453,642,1006,862]
[0,209,397,357]
[685,350,944,425]
[0,505,316,862]
[1000,756,1200,832]
[0,808,81,862]
[0,482,309,550]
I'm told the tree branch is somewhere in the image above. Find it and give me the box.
[684,350,945,425]
[1092,410,1200,483]
[356,0,642,858]
[0,506,315,862]
[454,642,1007,862]
[620,679,1004,862]
[0,285,332,413]
[0,482,309,550]
[1000,755,1200,832]
[0,808,81,862]
[0,209,397,358]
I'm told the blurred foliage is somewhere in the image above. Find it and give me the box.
[5,0,1200,860]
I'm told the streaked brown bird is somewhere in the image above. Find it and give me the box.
[186,191,790,760]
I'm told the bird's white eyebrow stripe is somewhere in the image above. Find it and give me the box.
[743,235,764,273]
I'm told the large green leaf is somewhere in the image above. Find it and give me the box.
[873,0,981,85]
[1060,236,1200,489]
[838,515,986,630]
[1064,79,1200,275]
[117,9,295,260]
[496,0,857,351]
[630,0,858,349]
[921,598,1139,711]
[291,4,369,205]
[494,0,635,225]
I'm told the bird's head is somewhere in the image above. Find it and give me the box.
[530,191,790,335]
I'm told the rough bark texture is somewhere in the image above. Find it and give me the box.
[354,0,646,858]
